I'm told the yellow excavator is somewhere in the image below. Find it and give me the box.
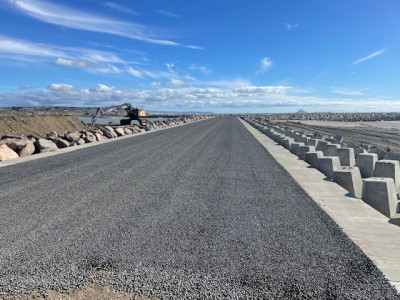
[90,103,148,128]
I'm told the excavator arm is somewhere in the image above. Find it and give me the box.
[90,103,147,128]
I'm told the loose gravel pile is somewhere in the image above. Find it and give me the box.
[0,117,398,299]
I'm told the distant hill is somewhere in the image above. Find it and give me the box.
[297,109,307,113]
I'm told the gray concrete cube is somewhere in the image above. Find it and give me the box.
[356,153,378,178]
[373,160,400,190]
[305,151,324,168]
[298,145,315,161]
[318,156,341,179]
[333,166,362,198]
[324,143,341,156]
[290,142,304,156]
[362,177,399,218]
[337,147,355,166]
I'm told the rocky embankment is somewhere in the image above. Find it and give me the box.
[0,115,213,161]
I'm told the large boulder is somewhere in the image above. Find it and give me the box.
[46,131,58,139]
[53,138,69,149]
[100,127,116,139]
[104,126,118,138]
[124,128,133,135]
[35,139,58,153]
[0,138,29,152]
[84,132,96,143]
[18,141,35,157]
[114,127,125,136]
[0,144,19,161]
[64,131,81,143]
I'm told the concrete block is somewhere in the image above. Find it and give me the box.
[290,142,304,156]
[356,153,378,178]
[325,144,341,156]
[318,156,341,179]
[306,139,318,147]
[373,160,400,190]
[384,152,400,163]
[333,166,363,198]
[315,140,328,153]
[298,145,315,160]
[305,151,324,168]
[369,147,387,160]
[333,135,343,143]
[337,148,355,166]
[362,177,399,218]
[348,142,367,157]
[281,138,294,150]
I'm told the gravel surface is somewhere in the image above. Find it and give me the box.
[0,117,398,299]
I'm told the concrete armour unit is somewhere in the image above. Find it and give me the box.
[337,147,355,166]
[362,177,399,218]
[369,147,387,160]
[290,142,304,157]
[318,156,341,180]
[306,139,318,147]
[384,152,400,163]
[333,166,363,198]
[373,160,400,190]
[347,143,366,157]
[315,140,329,154]
[356,153,378,178]
[281,138,294,150]
[305,151,324,168]
[298,145,315,161]
[324,143,340,156]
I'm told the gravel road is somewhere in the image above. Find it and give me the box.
[0,117,398,299]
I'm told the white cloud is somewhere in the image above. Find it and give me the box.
[138,81,162,87]
[189,64,212,75]
[0,36,65,57]
[166,79,185,87]
[166,63,174,73]
[47,83,74,91]
[331,87,369,96]
[7,0,181,46]
[256,57,273,75]
[351,48,386,65]
[156,9,180,18]
[1,83,400,112]
[284,23,298,30]
[127,66,142,78]
[104,2,139,15]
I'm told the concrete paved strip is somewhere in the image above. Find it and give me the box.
[240,118,400,292]
[0,117,399,298]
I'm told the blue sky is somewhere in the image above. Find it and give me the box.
[0,0,399,113]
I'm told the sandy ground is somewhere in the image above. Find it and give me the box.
[0,115,90,138]
[276,120,400,151]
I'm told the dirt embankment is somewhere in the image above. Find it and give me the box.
[0,115,90,138]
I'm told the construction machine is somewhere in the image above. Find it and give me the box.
[90,103,148,128]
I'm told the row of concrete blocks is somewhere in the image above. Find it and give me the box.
[250,121,400,219]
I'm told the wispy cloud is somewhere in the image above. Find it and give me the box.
[351,48,386,65]
[156,9,180,18]
[103,2,139,15]
[284,22,298,30]
[189,64,212,75]
[256,57,273,75]
[331,87,370,96]
[7,0,187,46]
